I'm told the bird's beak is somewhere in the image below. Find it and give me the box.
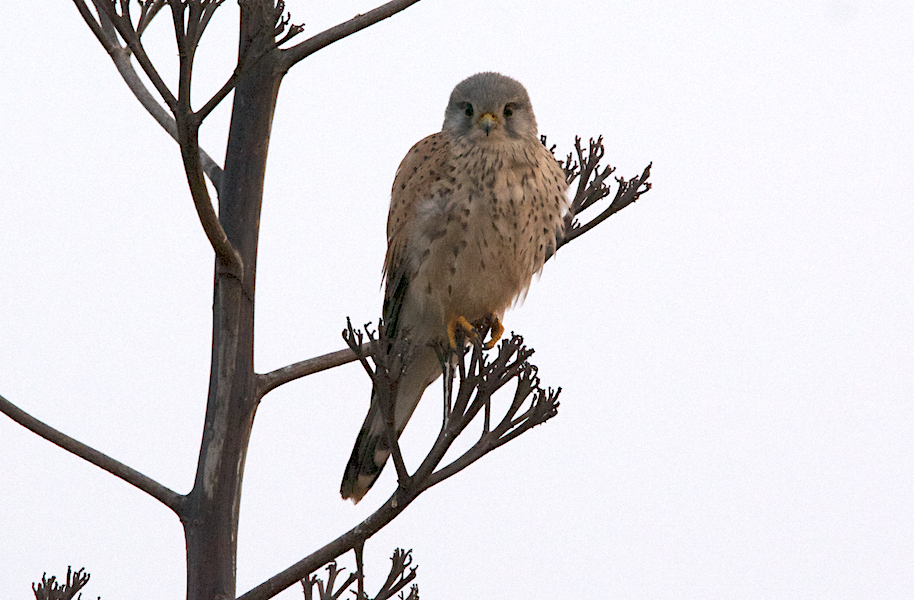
[477,113,498,136]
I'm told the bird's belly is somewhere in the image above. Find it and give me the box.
[412,211,540,334]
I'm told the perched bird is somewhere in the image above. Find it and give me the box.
[340,72,569,503]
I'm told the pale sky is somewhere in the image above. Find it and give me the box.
[2,1,912,599]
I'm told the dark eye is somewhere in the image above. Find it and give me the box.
[464,104,474,117]
[503,104,514,118]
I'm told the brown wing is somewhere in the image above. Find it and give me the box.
[382,132,451,338]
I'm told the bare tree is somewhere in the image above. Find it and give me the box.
[0,2,651,599]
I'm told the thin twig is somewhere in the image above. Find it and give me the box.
[301,561,357,600]
[0,393,185,515]
[425,384,560,489]
[137,0,166,36]
[374,548,418,600]
[344,319,378,380]
[303,546,415,600]
[195,0,224,45]
[559,161,652,249]
[281,0,421,71]
[71,0,224,192]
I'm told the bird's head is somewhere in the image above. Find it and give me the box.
[442,72,539,142]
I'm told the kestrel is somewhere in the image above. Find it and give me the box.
[340,72,569,503]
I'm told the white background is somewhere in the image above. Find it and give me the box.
[1,1,912,598]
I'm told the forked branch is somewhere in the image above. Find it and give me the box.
[72,0,225,191]
[411,326,560,490]
[273,0,305,47]
[301,561,358,600]
[90,0,177,111]
[74,0,243,277]
[168,0,243,278]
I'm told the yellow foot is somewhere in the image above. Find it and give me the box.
[447,314,505,349]
[447,316,476,348]
[483,316,504,350]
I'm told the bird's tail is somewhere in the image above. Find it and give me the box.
[340,397,394,504]
[340,347,441,503]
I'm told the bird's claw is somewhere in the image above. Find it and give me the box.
[447,315,504,350]
[447,316,476,348]
[484,317,504,349]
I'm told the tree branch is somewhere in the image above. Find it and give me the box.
[164,1,244,279]
[76,0,243,279]
[177,119,244,278]
[195,69,238,123]
[0,393,185,515]
[409,330,559,491]
[370,548,418,600]
[559,160,651,247]
[301,561,357,600]
[423,376,560,489]
[280,0,421,71]
[72,0,224,192]
[257,343,370,397]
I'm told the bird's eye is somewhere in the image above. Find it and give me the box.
[503,104,514,118]
[464,104,474,117]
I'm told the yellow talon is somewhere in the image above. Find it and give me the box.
[447,314,504,349]
[447,316,476,348]
[484,316,504,349]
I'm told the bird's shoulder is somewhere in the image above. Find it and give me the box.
[385,132,453,267]
[389,133,452,223]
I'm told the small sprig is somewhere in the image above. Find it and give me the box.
[273,0,305,46]
[343,318,414,485]
[302,549,418,600]
[542,135,652,256]
[32,567,95,600]
[419,330,561,489]
[302,561,358,600]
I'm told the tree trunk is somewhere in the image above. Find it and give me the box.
[183,3,283,598]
